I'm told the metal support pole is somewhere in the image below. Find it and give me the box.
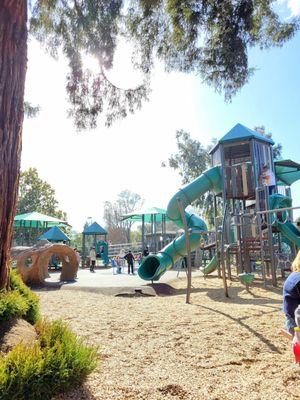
[82,234,86,268]
[220,204,229,297]
[265,187,277,286]
[154,214,157,253]
[177,198,192,304]
[142,214,145,251]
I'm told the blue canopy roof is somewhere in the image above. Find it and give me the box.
[38,226,70,242]
[83,222,107,235]
[219,123,274,146]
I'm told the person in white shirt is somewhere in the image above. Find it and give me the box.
[89,247,96,272]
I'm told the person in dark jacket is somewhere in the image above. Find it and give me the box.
[124,250,135,275]
[283,251,300,335]
[143,246,149,257]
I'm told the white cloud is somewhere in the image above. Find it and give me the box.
[278,0,300,16]
[288,0,300,16]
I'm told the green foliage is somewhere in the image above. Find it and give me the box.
[253,125,282,160]
[15,168,67,245]
[163,129,220,227]
[24,102,40,118]
[17,168,66,218]
[0,319,97,400]
[8,270,40,325]
[0,291,28,324]
[28,1,298,129]
[0,270,40,325]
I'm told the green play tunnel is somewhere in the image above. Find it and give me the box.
[138,166,222,281]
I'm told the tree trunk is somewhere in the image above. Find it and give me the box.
[0,1,27,289]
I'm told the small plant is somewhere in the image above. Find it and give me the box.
[0,319,98,400]
[0,269,40,324]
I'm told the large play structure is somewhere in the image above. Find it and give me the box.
[138,124,300,289]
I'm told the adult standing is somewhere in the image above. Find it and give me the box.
[89,246,96,273]
[124,250,135,275]
[143,246,149,257]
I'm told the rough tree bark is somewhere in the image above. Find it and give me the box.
[0,1,27,289]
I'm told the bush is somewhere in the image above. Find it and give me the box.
[0,269,40,325]
[9,269,40,324]
[0,319,98,400]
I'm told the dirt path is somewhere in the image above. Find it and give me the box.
[36,275,299,400]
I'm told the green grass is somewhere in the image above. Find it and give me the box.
[0,270,40,324]
[0,319,98,400]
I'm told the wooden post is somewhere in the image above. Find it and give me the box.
[177,198,192,304]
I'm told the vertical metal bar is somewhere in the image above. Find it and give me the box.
[213,195,221,278]
[82,234,85,268]
[220,204,229,297]
[264,187,277,286]
[177,198,192,304]
[142,214,145,251]
[154,214,157,253]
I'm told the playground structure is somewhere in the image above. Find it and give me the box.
[138,123,300,295]
[121,207,170,252]
[11,240,78,284]
[81,221,109,267]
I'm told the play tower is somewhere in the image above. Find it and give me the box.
[138,123,300,291]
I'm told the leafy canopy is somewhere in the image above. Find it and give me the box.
[29,1,298,129]
[17,168,66,219]
[163,129,218,226]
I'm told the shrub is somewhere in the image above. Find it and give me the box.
[0,290,29,322]
[9,269,40,324]
[0,319,98,400]
[0,269,40,325]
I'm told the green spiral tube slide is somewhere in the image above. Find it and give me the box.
[138,166,223,281]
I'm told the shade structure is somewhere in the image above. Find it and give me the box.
[14,212,69,228]
[121,207,170,223]
[219,123,274,145]
[275,159,300,186]
[82,221,107,235]
[38,226,70,242]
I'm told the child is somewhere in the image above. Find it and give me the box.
[283,251,300,335]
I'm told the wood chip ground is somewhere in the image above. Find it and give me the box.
[35,275,299,400]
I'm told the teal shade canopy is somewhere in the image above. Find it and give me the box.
[83,222,107,235]
[275,159,300,186]
[121,207,170,223]
[38,226,70,242]
[14,211,69,228]
[219,123,274,146]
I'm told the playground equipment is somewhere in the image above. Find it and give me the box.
[11,240,78,284]
[121,207,170,252]
[81,221,109,267]
[13,211,69,246]
[96,240,109,265]
[38,226,70,243]
[138,123,300,293]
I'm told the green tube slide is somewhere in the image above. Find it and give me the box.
[138,166,222,281]
[273,220,300,248]
[270,193,300,248]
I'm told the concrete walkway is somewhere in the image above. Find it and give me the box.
[45,266,202,294]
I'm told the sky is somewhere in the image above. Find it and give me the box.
[22,1,300,232]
